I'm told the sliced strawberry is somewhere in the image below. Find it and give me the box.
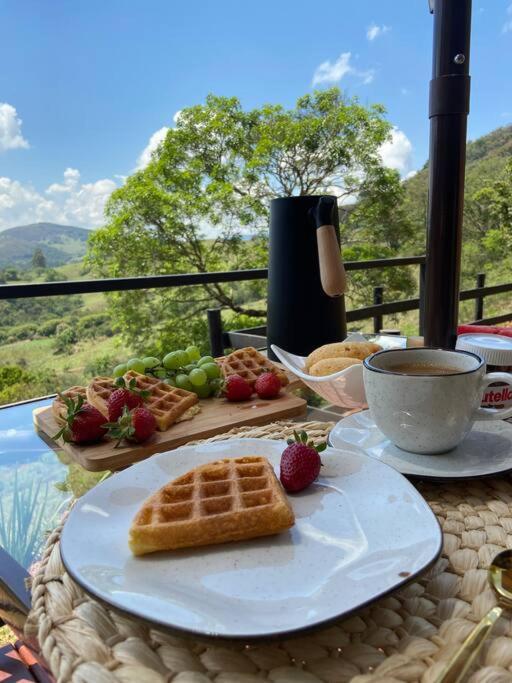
[107,377,150,421]
[254,372,281,399]
[223,374,253,402]
[53,394,107,444]
[105,406,156,446]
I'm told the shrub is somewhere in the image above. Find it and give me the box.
[54,325,77,354]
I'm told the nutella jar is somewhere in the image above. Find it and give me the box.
[456,333,512,410]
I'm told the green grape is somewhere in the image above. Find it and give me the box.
[174,350,190,367]
[189,368,207,387]
[153,368,168,379]
[166,375,176,387]
[193,383,212,399]
[202,362,220,379]
[163,352,181,370]
[127,358,146,374]
[175,373,193,391]
[184,363,197,373]
[113,363,126,378]
[208,378,223,396]
[198,355,215,367]
[142,356,160,369]
[186,345,201,362]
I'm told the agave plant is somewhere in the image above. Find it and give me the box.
[0,470,62,568]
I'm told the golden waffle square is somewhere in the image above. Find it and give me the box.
[52,386,87,424]
[86,376,117,418]
[129,456,295,555]
[220,347,289,388]
[122,370,198,431]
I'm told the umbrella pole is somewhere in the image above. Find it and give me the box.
[424,0,472,348]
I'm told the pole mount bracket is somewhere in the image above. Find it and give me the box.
[429,74,471,117]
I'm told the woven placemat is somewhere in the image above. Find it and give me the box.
[25,420,512,683]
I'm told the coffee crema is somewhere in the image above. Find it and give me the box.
[385,362,463,376]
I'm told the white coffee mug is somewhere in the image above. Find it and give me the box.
[363,347,512,454]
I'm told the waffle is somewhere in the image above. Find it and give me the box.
[220,347,289,388]
[129,456,295,555]
[121,370,198,431]
[86,376,117,418]
[52,386,87,424]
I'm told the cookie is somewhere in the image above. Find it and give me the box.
[309,357,362,377]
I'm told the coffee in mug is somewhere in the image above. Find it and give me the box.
[384,362,461,376]
[363,348,512,454]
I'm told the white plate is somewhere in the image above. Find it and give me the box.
[61,438,442,640]
[329,410,512,480]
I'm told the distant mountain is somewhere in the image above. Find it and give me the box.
[402,124,512,249]
[0,222,90,268]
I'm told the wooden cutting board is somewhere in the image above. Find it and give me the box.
[33,392,307,472]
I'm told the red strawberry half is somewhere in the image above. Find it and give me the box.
[254,372,281,399]
[280,430,326,493]
[105,406,156,446]
[223,374,253,402]
[107,377,149,421]
[53,394,107,444]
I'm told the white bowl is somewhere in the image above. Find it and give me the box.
[271,344,367,409]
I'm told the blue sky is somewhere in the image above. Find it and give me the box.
[0,0,511,229]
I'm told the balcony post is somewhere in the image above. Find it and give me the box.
[424,0,472,348]
[373,286,384,334]
[474,272,485,320]
[207,308,224,357]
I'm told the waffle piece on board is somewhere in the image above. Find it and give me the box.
[122,370,198,431]
[52,386,87,424]
[86,376,117,418]
[220,347,289,388]
[129,456,295,555]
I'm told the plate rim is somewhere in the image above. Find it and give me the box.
[328,410,512,481]
[60,437,443,641]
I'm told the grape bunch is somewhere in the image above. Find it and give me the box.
[111,346,222,399]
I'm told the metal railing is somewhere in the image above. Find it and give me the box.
[0,257,511,356]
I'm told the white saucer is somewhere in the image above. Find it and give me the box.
[60,438,441,639]
[329,411,512,480]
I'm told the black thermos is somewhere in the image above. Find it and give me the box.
[267,196,347,359]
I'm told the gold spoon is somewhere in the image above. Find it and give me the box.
[435,549,512,683]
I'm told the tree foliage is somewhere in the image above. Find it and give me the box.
[87,88,413,348]
[31,248,47,269]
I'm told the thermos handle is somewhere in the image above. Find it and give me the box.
[316,224,347,297]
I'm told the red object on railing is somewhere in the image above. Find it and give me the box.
[457,325,512,338]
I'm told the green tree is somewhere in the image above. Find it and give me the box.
[87,88,412,348]
[31,248,47,269]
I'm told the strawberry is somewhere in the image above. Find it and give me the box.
[280,431,326,493]
[105,406,156,446]
[223,374,253,402]
[53,394,107,444]
[107,377,149,421]
[254,372,281,399]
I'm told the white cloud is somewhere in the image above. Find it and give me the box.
[379,127,414,176]
[504,4,512,32]
[312,52,375,86]
[366,23,391,41]
[0,103,29,153]
[135,126,169,170]
[0,169,117,230]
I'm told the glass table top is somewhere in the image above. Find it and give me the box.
[0,398,108,569]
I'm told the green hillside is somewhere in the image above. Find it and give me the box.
[403,124,512,258]
[0,222,90,267]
